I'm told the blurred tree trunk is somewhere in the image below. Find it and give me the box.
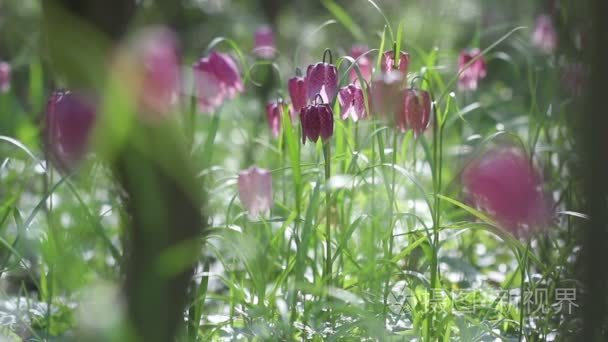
[42,1,205,341]
[579,0,608,339]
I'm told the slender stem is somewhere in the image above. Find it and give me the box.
[428,110,444,340]
[323,142,332,287]
[383,130,399,323]
[518,241,530,342]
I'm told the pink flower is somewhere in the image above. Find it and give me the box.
[238,166,273,217]
[45,90,97,171]
[457,48,487,91]
[0,62,10,93]
[300,99,334,145]
[349,45,372,84]
[306,62,338,104]
[462,146,551,236]
[397,89,431,137]
[338,84,368,122]
[132,27,181,117]
[288,74,307,120]
[193,51,244,113]
[371,70,404,116]
[381,50,409,74]
[253,25,276,59]
[532,14,558,54]
[266,101,282,137]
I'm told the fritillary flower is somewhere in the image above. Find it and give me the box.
[0,62,10,93]
[300,96,334,145]
[306,50,338,104]
[457,48,487,91]
[253,25,276,59]
[397,88,431,137]
[338,84,368,122]
[238,166,273,217]
[462,146,551,236]
[45,90,97,170]
[266,101,283,137]
[532,14,558,54]
[193,51,244,113]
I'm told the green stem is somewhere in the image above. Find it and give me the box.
[323,142,332,288]
[518,241,530,342]
[428,110,444,340]
[383,130,399,323]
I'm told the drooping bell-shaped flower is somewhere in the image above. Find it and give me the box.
[300,96,334,145]
[0,62,10,93]
[371,70,404,116]
[349,45,372,84]
[288,73,307,120]
[338,84,368,122]
[381,50,410,74]
[266,101,282,138]
[457,48,487,91]
[45,90,97,171]
[193,51,244,113]
[132,27,181,116]
[462,146,551,236]
[238,166,273,217]
[253,25,276,59]
[532,14,558,54]
[306,50,338,104]
[397,88,431,137]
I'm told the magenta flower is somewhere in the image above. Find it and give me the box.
[253,25,276,59]
[338,84,368,122]
[133,27,181,116]
[300,98,334,145]
[462,146,551,236]
[238,166,273,217]
[193,51,244,113]
[349,45,372,84]
[45,90,97,170]
[266,101,282,138]
[381,50,409,74]
[371,70,404,116]
[288,74,307,120]
[457,48,487,91]
[306,58,338,104]
[0,62,10,93]
[532,14,558,54]
[397,89,431,137]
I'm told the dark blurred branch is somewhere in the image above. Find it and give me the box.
[579,0,608,339]
[42,1,205,341]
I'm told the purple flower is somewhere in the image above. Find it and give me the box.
[381,50,409,74]
[253,25,276,59]
[338,84,368,122]
[397,88,431,137]
[193,51,244,113]
[266,101,282,138]
[349,45,372,84]
[306,62,338,104]
[45,90,97,170]
[0,62,10,93]
[238,166,273,217]
[462,146,551,236]
[132,27,181,117]
[532,14,558,54]
[457,48,487,91]
[300,99,334,145]
[288,75,307,121]
[371,70,404,116]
